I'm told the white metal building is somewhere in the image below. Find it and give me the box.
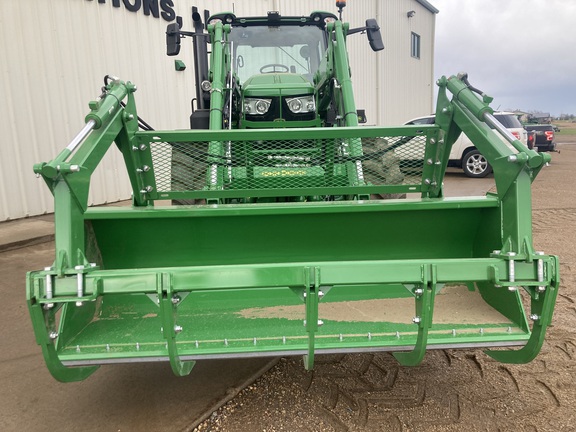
[0,0,437,221]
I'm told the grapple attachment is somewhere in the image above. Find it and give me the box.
[28,76,558,381]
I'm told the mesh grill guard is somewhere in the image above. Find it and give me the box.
[141,126,440,200]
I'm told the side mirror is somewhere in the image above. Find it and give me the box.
[366,19,384,52]
[166,23,181,56]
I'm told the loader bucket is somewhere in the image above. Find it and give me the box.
[28,78,559,381]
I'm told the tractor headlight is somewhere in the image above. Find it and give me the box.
[244,98,271,115]
[286,96,315,114]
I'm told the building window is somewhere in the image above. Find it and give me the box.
[411,32,421,59]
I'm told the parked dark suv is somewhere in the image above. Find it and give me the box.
[524,124,556,151]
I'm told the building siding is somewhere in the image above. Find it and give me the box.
[0,0,436,220]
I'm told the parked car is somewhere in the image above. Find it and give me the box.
[404,112,528,178]
[523,124,556,152]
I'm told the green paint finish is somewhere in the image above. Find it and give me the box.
[27,17,559,380]
[86,203,497,270]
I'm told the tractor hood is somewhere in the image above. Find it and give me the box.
[242,73,314,98]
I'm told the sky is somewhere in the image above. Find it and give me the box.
[431,0,576,117]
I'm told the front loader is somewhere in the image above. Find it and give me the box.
[28,5,559,382]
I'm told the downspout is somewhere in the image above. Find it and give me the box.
[374,0,382,125]
[430,11,436,113]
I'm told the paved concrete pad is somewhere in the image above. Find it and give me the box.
[0,215,54,252]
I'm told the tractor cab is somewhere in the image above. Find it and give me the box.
[213,11,335,128]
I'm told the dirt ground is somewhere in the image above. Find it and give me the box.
[195,138,576,432]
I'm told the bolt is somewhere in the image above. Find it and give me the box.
[339,334,343,341]
[174,325,183,333]
[282,336,286,345]
[429,138,436,144]
[412,316,421,324]
[224,338,228,346]
[368,332,372,340]
[139,144,148,151]
[171,295,181,305]
[195,340,199,348]
[106,344,111,351]
[76,301,83,307]
[530,314,540,321]
[303,320,307,326]
[136,342,140,350]
[508,286,518,292]
[49,331,58,340]
[317,320,324,326]
[303,292,307,298]
[452,329,456,336]
[253,337,257,346]
[508,155,518,162]
[427,159,434,165]
[318,290,325,299]
[424,178,431,185]
[70,165,80,172]
[493,250,501,255]
[537,286,546,292]
[508,252,516,284]
[414,288,423,296]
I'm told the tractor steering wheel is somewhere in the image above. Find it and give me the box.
[259,63,290,74]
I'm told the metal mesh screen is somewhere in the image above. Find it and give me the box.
[149,135,427,196]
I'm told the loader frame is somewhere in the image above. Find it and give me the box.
[28,75,559,382]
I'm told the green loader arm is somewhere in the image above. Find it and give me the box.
[27,72,559,382]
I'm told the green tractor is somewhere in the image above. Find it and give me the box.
[28,4,559,382]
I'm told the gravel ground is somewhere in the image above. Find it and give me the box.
[194,138,576,432]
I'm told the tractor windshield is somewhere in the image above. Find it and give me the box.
[229,25,327,84]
